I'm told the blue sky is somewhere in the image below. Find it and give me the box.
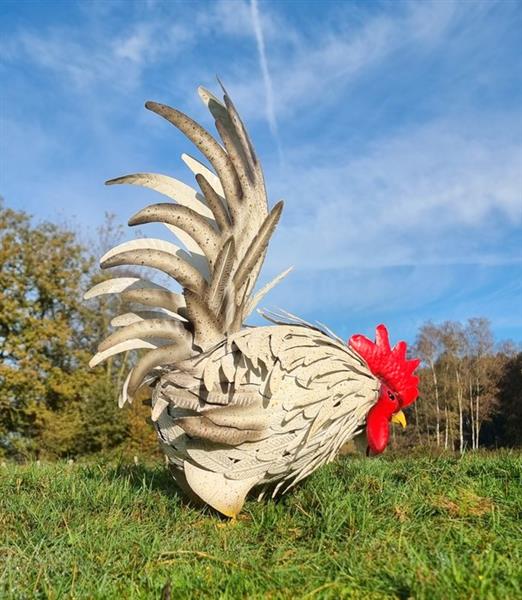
[1,0,521,345]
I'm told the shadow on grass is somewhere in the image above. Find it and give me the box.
[105,462,300,519]
[110,463,184,496]
[105,463,232,517]
[77,462,185,502]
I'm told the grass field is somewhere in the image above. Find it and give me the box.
[1,452,521,599]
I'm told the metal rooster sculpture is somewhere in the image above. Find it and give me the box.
[85,84,420,517]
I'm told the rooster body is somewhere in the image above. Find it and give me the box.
[153,324,378,515]
[86,84,419,516]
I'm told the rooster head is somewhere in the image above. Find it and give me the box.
[349,324,420,455]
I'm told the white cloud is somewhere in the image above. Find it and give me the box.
[249,0,282,157]
[3,18,196,93]
[211,0,496,125]
[113,27,154,64]
[212,5,399,118]
[196,0,284,40]
[3,30,137,91]
[264,114,522,273]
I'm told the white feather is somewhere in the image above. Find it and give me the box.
[84,277,163,300]
[89,339,160,368]
[118,370,132,408]
[181,153,225,197]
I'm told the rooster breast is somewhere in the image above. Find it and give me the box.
[152,324,379,515]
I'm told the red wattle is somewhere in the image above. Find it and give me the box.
[366,404,391,455]
[366,392,397,454]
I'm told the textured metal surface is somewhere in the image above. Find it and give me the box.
[153,324,379,513]
[85,84,381,516]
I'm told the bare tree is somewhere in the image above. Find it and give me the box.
[465,318,495,449]
[439,322,466,453]
[415,323,443,447]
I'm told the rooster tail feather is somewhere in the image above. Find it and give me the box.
[85,85,290,404]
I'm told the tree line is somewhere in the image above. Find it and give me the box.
[407,320,521,452]
[0,201,158,459]
[0,200,520,460]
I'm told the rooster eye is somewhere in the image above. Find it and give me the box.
[387,390,396,401]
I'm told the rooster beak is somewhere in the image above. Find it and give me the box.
[391,410,407,428]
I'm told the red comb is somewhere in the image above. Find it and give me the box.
[349,324,420,408]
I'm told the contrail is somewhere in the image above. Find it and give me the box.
[250,0,283,161]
